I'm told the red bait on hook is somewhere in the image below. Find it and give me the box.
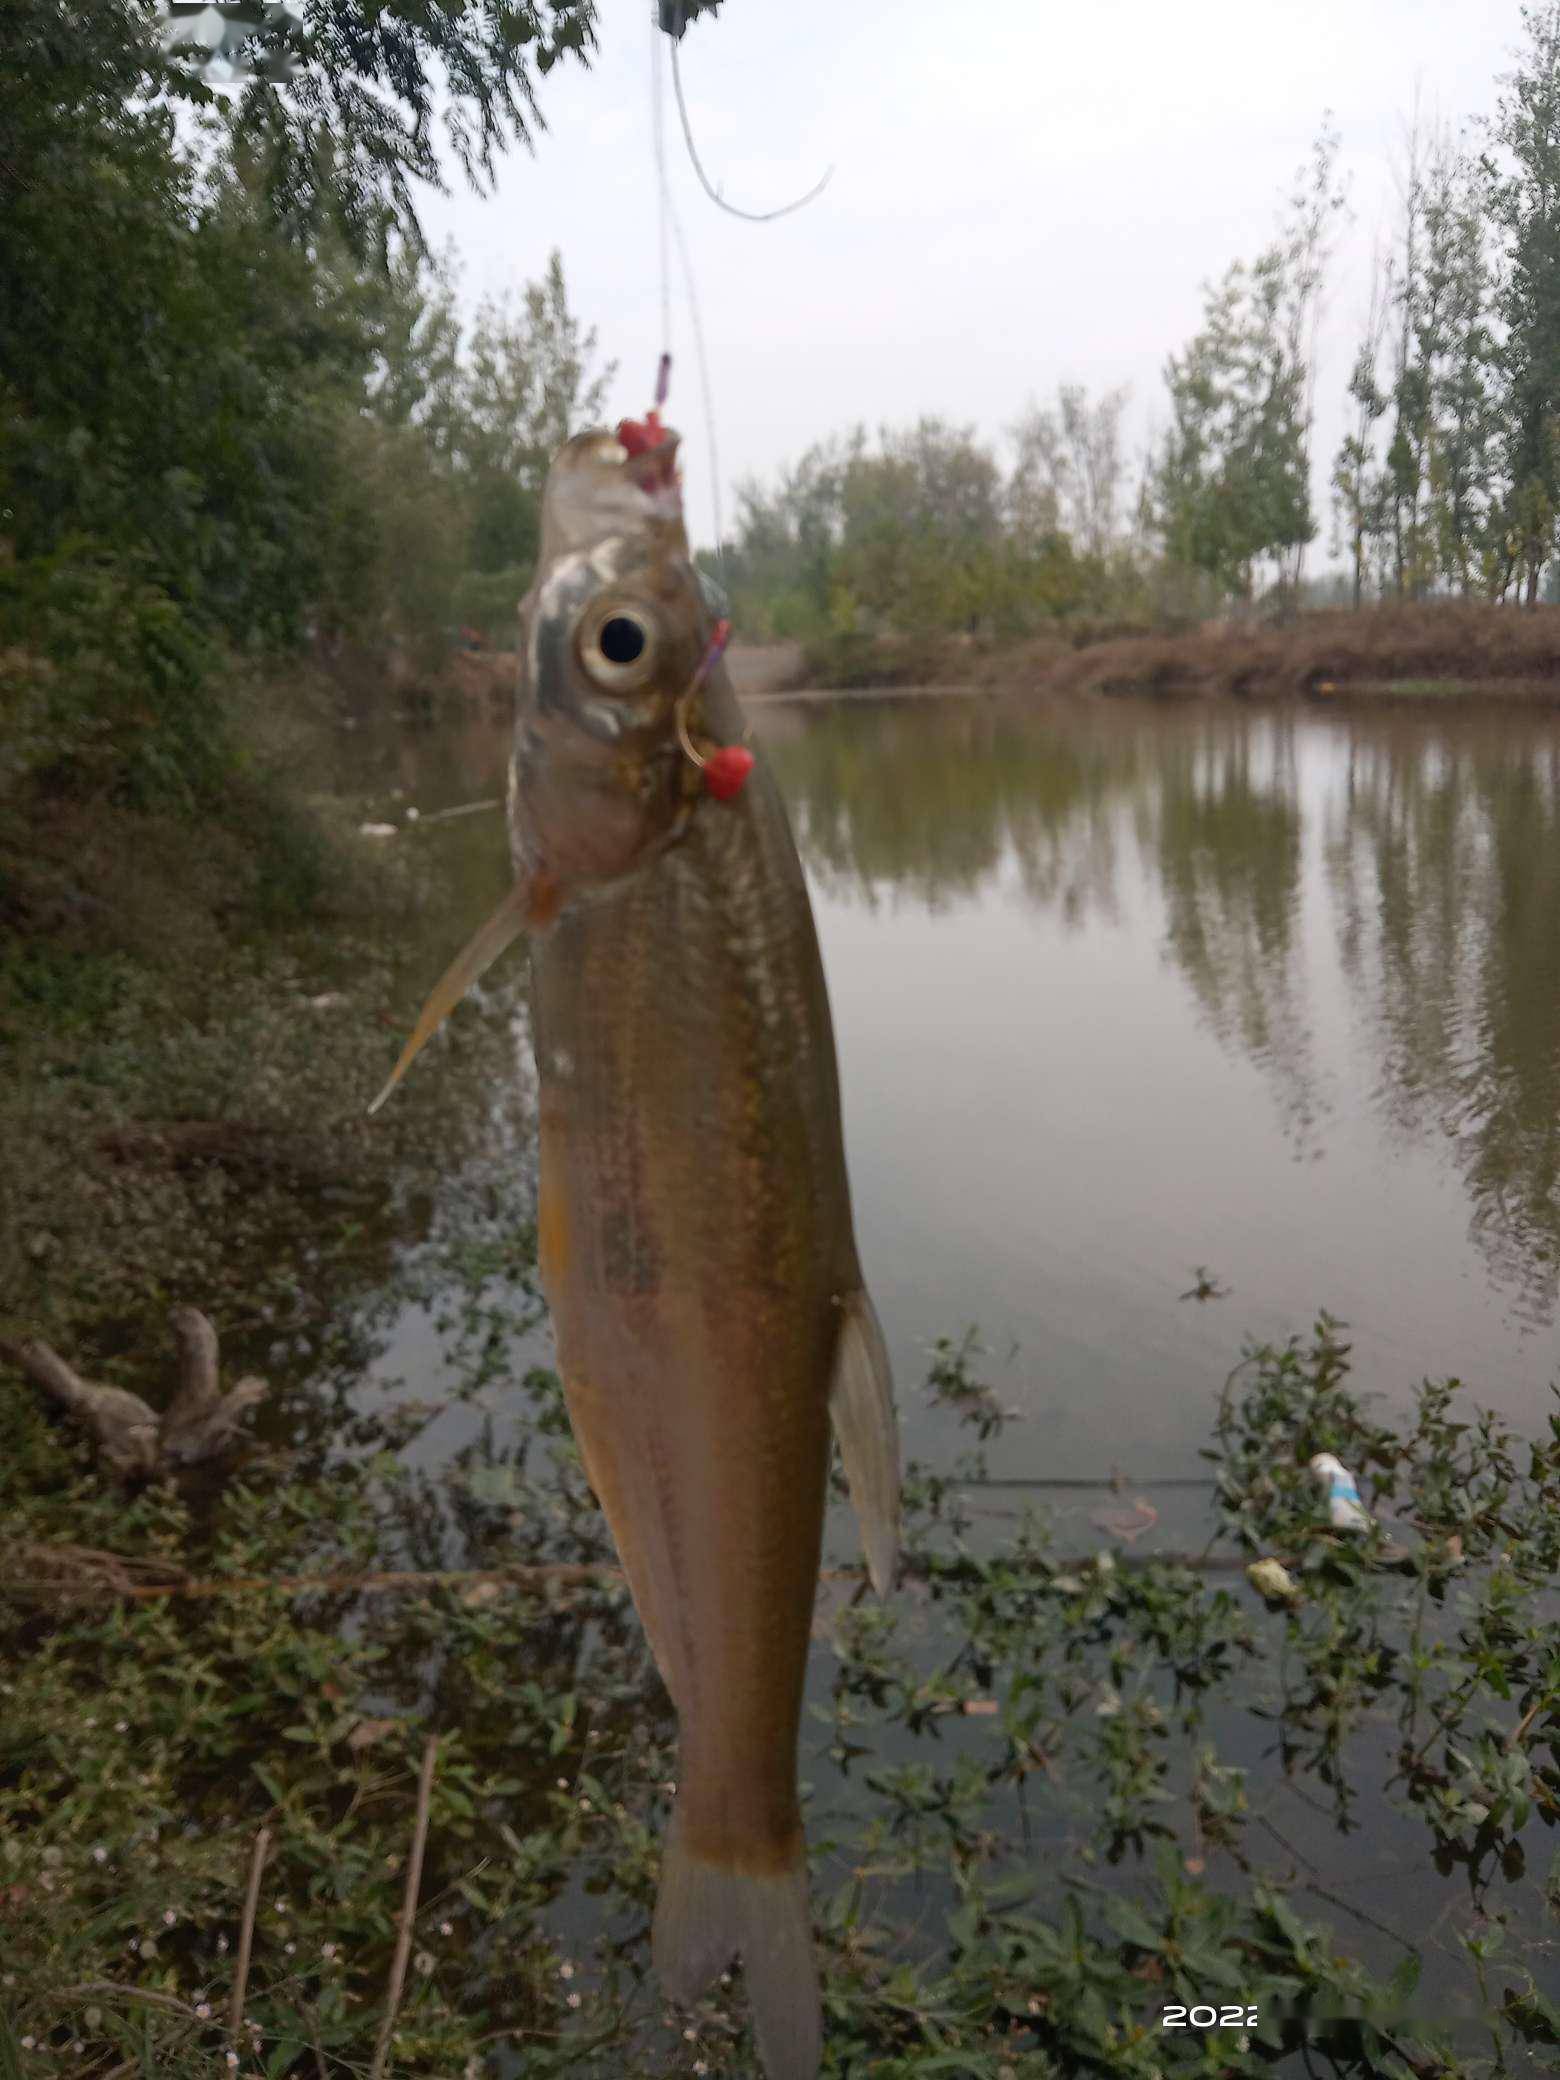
[618,409,668,456]
[674,618,751,801]
[703,745,755,800]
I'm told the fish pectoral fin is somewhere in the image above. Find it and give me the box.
[828,1288,900,1597]
[367,870,559,1115]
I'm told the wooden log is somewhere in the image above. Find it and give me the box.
[0,1309,266,1480]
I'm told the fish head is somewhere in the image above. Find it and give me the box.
[512,425,709,884]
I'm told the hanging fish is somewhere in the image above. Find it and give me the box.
[370,414,899,2080]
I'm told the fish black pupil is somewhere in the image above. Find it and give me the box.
[599,615,647,666]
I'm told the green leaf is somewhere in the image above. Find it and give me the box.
[1104,1897,1163,1951]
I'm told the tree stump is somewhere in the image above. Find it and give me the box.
[0,1307,267,1479]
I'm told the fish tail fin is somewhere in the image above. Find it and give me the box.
[652,1812,821,2080]
[366,872,558,1116]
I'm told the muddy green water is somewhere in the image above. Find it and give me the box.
[342,689,1560,1512]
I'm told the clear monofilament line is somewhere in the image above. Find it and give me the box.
[669,199,725,577]
[651,10,672,362]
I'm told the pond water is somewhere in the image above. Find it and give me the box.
[285,687,1560,2066]
[347,688,1560,1509]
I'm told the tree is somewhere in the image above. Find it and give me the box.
[363,238,464,455]
[1485,2,1560,604]
[723,440,849,636]
[2,1,604,262]
[1331,245,1394,607]
[455,252,616,575]
[1277,117,1347,592]
[1151,260,1313,601]
[1009,384,1131,559]
[209,2,599,256]
[1151,121,1343,605]
[836,420,1007,634]
[1420,141,1499,595]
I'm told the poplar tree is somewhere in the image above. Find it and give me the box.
[1420,144,1498,595]
[1152,121,1343,604]
[1383,106,1437,598]
[1151,259,1312,601]
[1331,248,1393,608]
[1486,2,1560,604]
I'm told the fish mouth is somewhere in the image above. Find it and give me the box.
[533,427,690,583]
[622,428,682,514]
[616,409,682,496]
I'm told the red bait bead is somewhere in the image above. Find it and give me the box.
[703,746,755,801]
[617,412,666,456]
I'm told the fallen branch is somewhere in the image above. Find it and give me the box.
[2,1541,190,1603]
[371,1736,440,2080]
[54,1983,199,2019]
[0,1308,266,1479]
[228,1825,272,2042]
[1,1543,1273,1611]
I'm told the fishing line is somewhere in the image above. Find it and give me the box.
[669,195,726,576]
[668,33,832,222]
[645,6,828,582]
[650,13,672,357]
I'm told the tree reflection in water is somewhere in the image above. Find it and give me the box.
[766,693,1560,1325]
[1329,722,1560,1325]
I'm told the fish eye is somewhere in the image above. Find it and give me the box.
[599,615,647,665]
[580,605,659,690]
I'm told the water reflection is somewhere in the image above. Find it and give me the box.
[763,695,1560,1335]
[353,692,1560,1453]
[776,700,1129,926]
[1141,725,1322,1152]
[1328,724,1560,1325]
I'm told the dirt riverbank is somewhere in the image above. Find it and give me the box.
[728,601,1560,707]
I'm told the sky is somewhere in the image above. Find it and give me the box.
[414,0,1528,559]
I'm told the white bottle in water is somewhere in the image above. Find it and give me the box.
[1309,1453,1372,1533]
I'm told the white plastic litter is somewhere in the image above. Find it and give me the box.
[1309,1453,1373,1533]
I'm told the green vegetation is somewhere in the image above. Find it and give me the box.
[0,3,618,1178]
[1151,124,1345,603]
[0,1,614,835]
[4,1246,1559,2072]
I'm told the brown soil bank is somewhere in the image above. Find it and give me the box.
[1025,600,1560,706]
[785,603,1560,706]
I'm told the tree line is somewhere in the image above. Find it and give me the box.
[727,3,1560,642]
[6,0,1559,823]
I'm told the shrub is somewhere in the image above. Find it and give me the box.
[0,543,223,810]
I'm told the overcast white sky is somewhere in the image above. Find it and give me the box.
[415,0,1525,559]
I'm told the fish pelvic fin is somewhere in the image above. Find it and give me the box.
[366,871,559,1115]
[652,1812,821,2080]
[828,1287,901,1597]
